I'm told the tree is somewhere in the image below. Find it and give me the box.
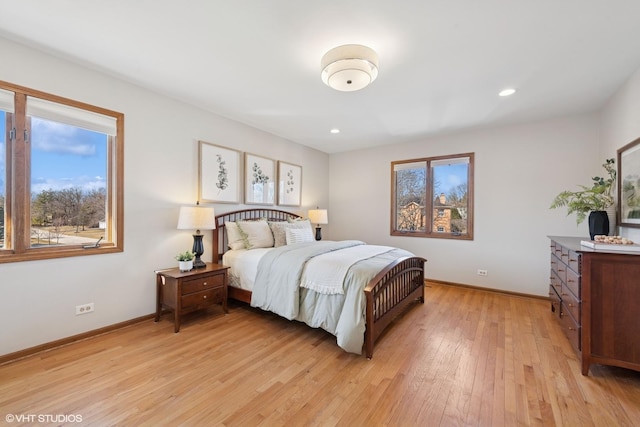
[31,189,56,226]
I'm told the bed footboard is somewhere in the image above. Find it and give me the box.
[364,256,426,359]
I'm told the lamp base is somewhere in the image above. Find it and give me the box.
[315,227,322,241]
[192,234,206,268]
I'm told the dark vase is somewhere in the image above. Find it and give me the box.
[588,210,609,239]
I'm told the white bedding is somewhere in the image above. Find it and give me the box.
[223,241,415,355]
[222,248,271,291]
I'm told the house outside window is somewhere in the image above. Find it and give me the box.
[391,153,474,240]
[0,81,124,263]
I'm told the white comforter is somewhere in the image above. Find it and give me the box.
[247,240,414,355]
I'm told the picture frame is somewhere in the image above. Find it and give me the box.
[244,153,275,205]
[198,141,242,204]
[618,136,640,227]
[277,161,302,206]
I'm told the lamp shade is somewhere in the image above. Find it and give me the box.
[308,209,328,225]
[177,205,216,231]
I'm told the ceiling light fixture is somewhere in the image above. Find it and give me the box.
[321,44,379,92]
[330,128,340,134]
[499,88,516,97]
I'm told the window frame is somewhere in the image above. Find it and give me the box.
[390,152,474,240]
[0,80,124,263]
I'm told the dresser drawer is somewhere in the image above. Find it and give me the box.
[550,253,560,274]
[182,274,225,295]
[553,256,567,284]
[565,267,580,299]
[560,308,581,353]
[550,270,562,297]
[181,288,224,311]
[567,250,581,275]
[561,285,580,323]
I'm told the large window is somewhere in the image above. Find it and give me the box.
[391,153,474,240]
[0,81,124,263]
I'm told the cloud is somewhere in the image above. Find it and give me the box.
[31,175,106,194]
[31,119,97,157]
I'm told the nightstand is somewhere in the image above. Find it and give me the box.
[155,263,229,332]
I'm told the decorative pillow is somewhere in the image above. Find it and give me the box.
[236,220,274,249]
[285,226,315,245]
[225,222,246,250]
[269,219,313,247]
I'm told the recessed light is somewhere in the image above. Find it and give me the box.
[330,128,340,134]
[499,88,516,97]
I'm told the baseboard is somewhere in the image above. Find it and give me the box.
[425,278,549,301]
[0,313,155,366]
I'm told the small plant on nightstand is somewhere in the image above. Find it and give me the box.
[175,251,195,272]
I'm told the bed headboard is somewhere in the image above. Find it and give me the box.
[212,208,303,262]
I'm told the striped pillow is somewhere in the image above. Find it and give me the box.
[285,227,314,244]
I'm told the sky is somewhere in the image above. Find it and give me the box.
[433,163,467,196]
[0,112,107,197]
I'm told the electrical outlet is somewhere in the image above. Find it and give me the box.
[477,269,488,276]
[75,303,94,315]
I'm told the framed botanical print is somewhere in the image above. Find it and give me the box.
[245,153,275,205]
[198,141,242,204]
[618,137,640,227]
[277,161,302,206]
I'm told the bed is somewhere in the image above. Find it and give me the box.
[212,208,426,359]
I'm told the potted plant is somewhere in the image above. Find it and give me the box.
[175,250,195,272]
[550,158,616,239]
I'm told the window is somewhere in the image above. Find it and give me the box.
[0,80,124,263]
[391,153,473,240]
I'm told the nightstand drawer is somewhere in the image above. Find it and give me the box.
[182,288,224,311]
[182,274,225,295]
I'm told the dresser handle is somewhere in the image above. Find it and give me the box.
[203,282,208,286]
[203,295,207,299]
[568,327,576,331]
[559,268,565,272]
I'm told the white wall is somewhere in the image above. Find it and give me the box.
[601,67,640,242]
[0,37,329,356]
[329,115,603,296]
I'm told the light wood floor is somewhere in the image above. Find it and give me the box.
[1,282,639,426]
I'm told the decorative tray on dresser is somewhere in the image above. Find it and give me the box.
[548,236,640,376]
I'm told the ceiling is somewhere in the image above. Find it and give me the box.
[1,1,640,154]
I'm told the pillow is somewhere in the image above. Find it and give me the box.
[236,220,274,249]
[285,226,315,245]
[225,222,246,250]
[269,219,313,247]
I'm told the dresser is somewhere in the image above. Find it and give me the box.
[155,263,229,332]
[549,236,640,375]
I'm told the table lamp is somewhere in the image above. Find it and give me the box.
[308,207,328,241]
[177,202,216,268]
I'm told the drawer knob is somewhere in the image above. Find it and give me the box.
[203,295,207,299]
[203,282,208,286]
[568,327,576,331]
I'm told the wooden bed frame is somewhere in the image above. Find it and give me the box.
[212,208,426,359]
